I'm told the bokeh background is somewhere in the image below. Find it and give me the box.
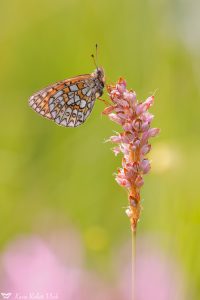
[0,0,199,299]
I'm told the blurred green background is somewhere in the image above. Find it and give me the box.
[0,0,199,297]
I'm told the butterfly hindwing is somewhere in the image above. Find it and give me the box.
[29,68,105,127]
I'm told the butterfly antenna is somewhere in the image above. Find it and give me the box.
[95,43,98,66]
[91,44,98,69]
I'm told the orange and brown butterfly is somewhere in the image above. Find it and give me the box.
[28,49,105,127]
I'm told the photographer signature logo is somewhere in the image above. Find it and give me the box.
[0,293,12,299]
[0,291,59,299]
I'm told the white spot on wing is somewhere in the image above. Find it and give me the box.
[46,113,52,118]
[51,111,57,118]
[54,90,63,98]
[86,89,92,96]
[49,104,54,111]
[75,95,80,102]
[60,119,67,126]
[75,121,82,127]
[29,99,34,106]
[85,110,90,119]
[70,85,78,92]
[95,92,100,98]
[66,107,72,114]
[63,107,72,119]
[68,92,74,98]
[82,87,89,95]
[42,92,47,98]
[55,117,61,124]
[77,112,84,122]
[68,121,75,127]
[57,96,64,102]
[80,100,87,108]
[67,98,75,105]
[49,98,54,105]
[72,109,78,116]
[87,102,92,109]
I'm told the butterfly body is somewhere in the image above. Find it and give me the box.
[29,67,105,127]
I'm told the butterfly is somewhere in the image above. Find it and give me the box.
[28,66,105,127]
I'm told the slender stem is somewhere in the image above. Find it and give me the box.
[132,229,136,300]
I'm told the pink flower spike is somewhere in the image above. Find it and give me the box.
[103,78,159,231]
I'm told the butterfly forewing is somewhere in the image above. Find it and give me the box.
[29,69,105,128]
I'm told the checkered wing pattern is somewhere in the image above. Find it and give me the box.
[29,72,103,127]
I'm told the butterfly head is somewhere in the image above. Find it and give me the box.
[97,67,105,83]
[92,66,105,82]
[92,67,105,98]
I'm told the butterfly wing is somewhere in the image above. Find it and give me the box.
[29,74,99,127]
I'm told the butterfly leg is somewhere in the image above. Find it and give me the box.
[98,97,112,106]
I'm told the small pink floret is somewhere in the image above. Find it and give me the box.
[116,79,127,93]
[113,147,121,156]
[116,176,130,188]
[109,135,122,143]
[135,175,144,187]
[148,128,160,137]
[108,113,123,125]
[143,96,154,108]
[102,106,114,115]
[140,159,151,174]
[141,144,151,155]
